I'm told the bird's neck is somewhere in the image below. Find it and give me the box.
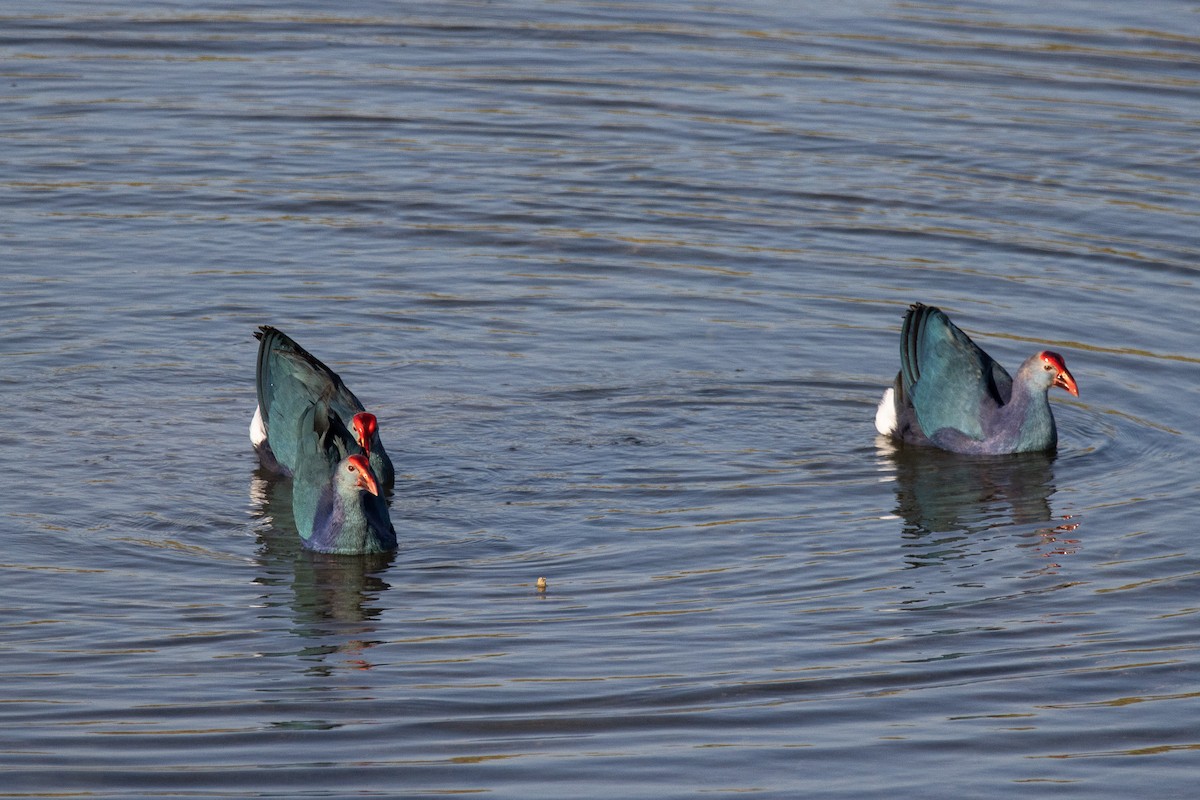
[1004,373,1056,451]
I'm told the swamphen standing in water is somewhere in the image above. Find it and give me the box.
[251,326,397,554]
[875,303,1079,454]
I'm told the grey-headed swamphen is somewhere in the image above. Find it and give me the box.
[875,303,1078,454]
[251,326,395,491]
[251,326,397,554]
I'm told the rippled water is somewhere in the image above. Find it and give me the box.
[3,1,1200,797]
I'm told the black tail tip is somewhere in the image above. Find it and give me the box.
[254,325,281,342]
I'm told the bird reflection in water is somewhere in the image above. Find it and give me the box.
[249,466,395,671]
[878,442,1080,571]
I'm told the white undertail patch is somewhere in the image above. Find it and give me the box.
[874,388,897,436]
[250,404,268,447]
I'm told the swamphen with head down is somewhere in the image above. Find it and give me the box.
[251,326,397,554]
[875,303,1078,455]
[251,326,395,491]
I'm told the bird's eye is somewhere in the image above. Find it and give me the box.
[347,464,356,472]
[1044,363,1054,371]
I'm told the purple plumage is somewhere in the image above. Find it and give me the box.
[251,328,397,554]
[875,303,1078,454]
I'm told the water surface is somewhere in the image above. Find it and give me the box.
[3,1,1200,797]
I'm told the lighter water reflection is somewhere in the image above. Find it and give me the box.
[876,440,1080,571]
[249,468,394,669]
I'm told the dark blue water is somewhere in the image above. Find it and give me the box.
[3,1,1200,797]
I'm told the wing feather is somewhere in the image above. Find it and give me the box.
[900,304,1012,441]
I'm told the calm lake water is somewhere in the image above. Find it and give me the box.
[3,1,1199,797]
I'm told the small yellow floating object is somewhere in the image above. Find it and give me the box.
[536,576,547,592]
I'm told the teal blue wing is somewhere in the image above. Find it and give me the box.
[256,326,366,420]
[901,304,1012,442]
[255,326,367,473]
[288,400,352,544]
